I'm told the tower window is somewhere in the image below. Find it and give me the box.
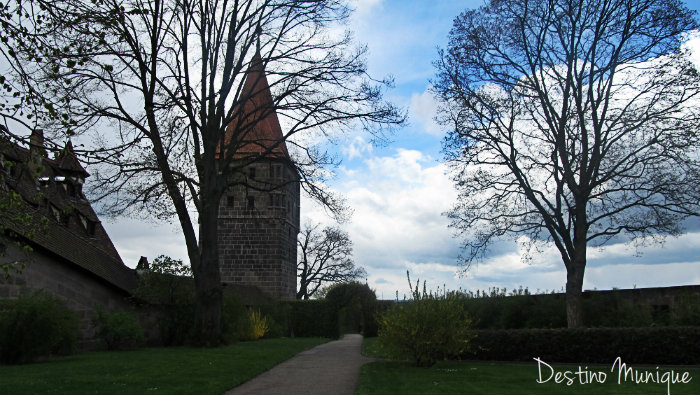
[226,195,235,207]
[248,167,256,179]
[247,196,255,209]
[270,193,285,207]
[269,164,282,179]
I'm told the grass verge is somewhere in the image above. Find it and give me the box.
[0,337,327,395]
[358,338,700,395]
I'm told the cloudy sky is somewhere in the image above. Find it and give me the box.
[104,0,700,300]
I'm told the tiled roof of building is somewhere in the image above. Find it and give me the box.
[221,52,290,159]
[1,132,137,293]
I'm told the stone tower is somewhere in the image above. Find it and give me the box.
[217,53,300,300]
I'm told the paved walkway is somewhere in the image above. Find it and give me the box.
[225,334,373,395]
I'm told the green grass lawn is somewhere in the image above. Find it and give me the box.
[359,338,700,395]
[0,337,327,395]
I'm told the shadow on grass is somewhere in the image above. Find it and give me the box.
[358,338,700,395]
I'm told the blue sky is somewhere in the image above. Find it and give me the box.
[105,0,700,300]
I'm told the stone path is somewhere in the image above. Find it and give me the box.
[224,334,373,395]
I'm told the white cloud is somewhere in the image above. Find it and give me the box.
[409,89,443,136]
[342,136,373,160]
[307,148,463,296]
[683,30,700,69]
[351,0,383,17]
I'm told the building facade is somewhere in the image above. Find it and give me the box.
[0,128,138,347]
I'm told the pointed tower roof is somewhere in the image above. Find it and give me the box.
[56,140,90,177]
[222,52,289,159]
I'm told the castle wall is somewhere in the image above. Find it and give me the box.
[0,238,132,349]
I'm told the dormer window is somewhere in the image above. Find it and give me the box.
[50,204,61,222]
[78,213,97,236]
[79,213,88,229]
[86,221,96,236]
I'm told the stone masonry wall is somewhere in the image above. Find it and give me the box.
[218,160,299,299]
[0,238,132,349]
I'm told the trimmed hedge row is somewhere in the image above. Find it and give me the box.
[467,326,700,364]
[287,300,339,338]
[462,292,700,329]
[259,282,381,339]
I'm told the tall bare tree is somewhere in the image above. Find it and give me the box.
[297,222,364,299]
[19,0,403,344]
[434,0,700,327]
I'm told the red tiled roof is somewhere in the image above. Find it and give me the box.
[221,52,289,159]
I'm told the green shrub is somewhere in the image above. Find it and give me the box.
[93,308,145,350]
[132,255,195,346]
[0,292,79,364]
[222,292,248,343]
[378,274,473,367]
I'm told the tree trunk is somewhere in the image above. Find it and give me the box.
[565,264,584,328]
[297,283,306,300]
[191,191,223,346]
[565,228,587,328]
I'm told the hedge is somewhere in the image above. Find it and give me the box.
[287,300,339,338]
[467,326,700,364]
[461,289,699,329]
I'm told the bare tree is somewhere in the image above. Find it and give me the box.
[434,0,700,328]
[297,222,364,299]
[20,0,403,344]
